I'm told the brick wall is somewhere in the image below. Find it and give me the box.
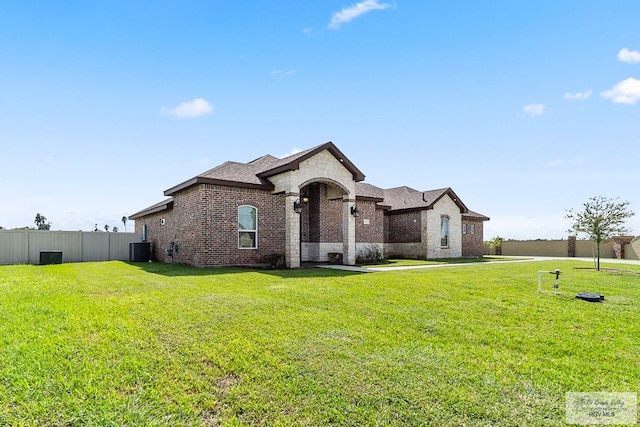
[355,200,384,244]
[136,184,285,267]
[386,210,422,243]
[197,184,286,266]
[462,219,484,257]
[133,207,179,263]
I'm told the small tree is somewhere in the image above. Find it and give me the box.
[113,226,119,232]
[486,236,503,255]
[34,213,52,230]
[104,224,110,232]
[565,196,635,271]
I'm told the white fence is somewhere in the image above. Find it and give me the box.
[0,230,143,265]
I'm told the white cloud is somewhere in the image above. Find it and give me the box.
[617,48,640,63]
[564,90,592,101]
[270,70,296,76]
[601,78,640,104]
[164,98,214,118]
[328,0,390,30]
[523,103,546,116]
[546,157,585,168]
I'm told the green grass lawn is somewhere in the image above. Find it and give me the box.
[0,260,639,426]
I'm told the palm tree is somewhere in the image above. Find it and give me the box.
[122,216,127,232]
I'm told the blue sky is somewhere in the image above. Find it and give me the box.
[1,1,638,239]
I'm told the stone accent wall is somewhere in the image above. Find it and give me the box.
[462,219,485,257]
[383,195,465,259]
[386,211,421,243]
[424,196,462,258]
[385,242,428,259]
[612,236,634,259]
[267,149,357,267]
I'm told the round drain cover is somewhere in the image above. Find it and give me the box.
[576,292,605,302]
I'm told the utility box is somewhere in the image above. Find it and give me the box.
[40,251,63,265]
[129,242,151,262]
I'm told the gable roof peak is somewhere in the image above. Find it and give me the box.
[385,185,421,193]
[257,141,365,182]
[247,154,278,165]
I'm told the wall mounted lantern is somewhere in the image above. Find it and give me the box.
[351,204,360,217]
[294,196,309,214]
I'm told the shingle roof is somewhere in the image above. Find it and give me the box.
[463,210,490,221]
[164,141,365,196]
[131,142,489,222]
[129,198,174,220]
[383,186,469,213]
[355,182,385,201]
[199,161,274,186]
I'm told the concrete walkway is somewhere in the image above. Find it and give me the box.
[317,256,640,273]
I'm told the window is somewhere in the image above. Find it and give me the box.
[238,205,257,249]
[470,224,475,235]
[440,216,449,247]
[462,224,467,235]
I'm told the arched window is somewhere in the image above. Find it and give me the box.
[238,205,257,249]
[440,216,449,247]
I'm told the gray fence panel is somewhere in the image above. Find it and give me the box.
[81,232,110,262]
[28,231,82,264]
[0,230,141,264]
[0,231,29,265]
[110,233,142,261]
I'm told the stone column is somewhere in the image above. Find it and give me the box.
[285,194,301,268]
[343,197,357,265]
[612,236,634,260]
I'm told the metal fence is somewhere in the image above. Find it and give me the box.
[0,230,143,265]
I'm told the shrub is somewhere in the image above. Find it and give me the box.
[356,245,386,265]
[261,253,286,269]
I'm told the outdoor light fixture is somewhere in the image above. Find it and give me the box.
[351,204,360,217]
[294,196,309,214]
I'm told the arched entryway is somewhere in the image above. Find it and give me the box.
[298,179,350,263]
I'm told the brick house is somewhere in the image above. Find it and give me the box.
[130,142,489,267]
